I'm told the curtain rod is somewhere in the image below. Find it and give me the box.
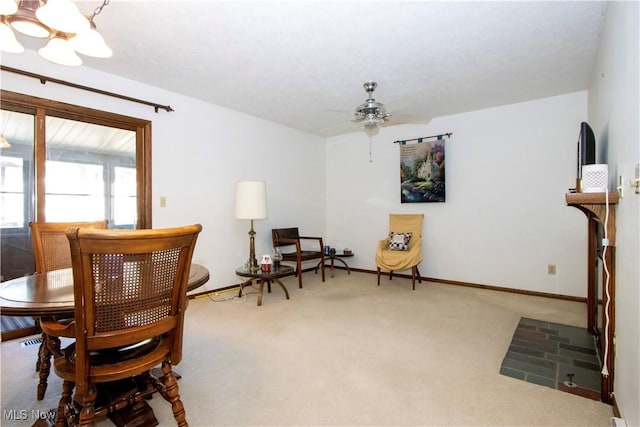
[1,66,174,113]
[393,132,452,144]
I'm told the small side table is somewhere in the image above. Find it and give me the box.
[235,265,295,306]
[319,252,354,278]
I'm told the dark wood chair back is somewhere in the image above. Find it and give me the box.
[272,227,325,288]
[49,224,201,426]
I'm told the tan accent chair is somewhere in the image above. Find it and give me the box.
[272,227,325,288]
[375,214,424,290]
[28,220,108,400]
[42,224,201,427]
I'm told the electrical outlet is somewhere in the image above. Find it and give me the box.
[160,196,166,207]
[547,264,556,275]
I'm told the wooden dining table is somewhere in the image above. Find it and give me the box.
[0,263,210,403]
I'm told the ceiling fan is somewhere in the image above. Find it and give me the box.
[319,81,429,138]
[352,81,391,136]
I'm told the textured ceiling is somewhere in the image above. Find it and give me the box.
[12,1,609,137]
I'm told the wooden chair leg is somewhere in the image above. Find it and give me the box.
[297,260,303,288]
[416,266,422,283]
[78,385,97,427]
[411,267,416,291]
[389,271,394,280]
[55,380,74,427]
[377,268,381,286]
[159,361,188,427]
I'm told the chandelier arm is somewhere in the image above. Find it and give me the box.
[91,0,109,21]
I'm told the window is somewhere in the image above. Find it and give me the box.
[44,160,106,222]
[0,90,152,280]
[0,156,26,228]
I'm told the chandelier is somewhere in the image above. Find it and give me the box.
[0,0,112,66]
[353,81,391,137]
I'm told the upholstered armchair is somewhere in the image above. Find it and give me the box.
[375,214,424,290]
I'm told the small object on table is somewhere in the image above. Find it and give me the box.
[273,249,282,270]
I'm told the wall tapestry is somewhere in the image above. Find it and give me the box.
[397,133,451,203]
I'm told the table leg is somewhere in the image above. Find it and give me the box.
[37,332,62,400]
[37,331,51,400]
[333,257,351,275]
[275,279,290,300]
[238,278,253,298]
[257,280,265,306]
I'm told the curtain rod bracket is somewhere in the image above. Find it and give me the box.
[393,132,452,144]
[1,66,174,113]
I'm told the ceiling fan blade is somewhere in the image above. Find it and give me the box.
[318,121,361,137]
[387,113,431,126]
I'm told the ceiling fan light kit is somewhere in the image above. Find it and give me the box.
[353,81,391,137]
[0,0,112,66]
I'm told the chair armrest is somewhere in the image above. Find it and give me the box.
[274,238,302,257]
[298,236,324,252]
[40,317,75,338]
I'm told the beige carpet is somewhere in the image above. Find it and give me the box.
[1,270,613,426]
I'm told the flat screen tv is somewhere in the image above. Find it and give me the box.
[577,121,595,187]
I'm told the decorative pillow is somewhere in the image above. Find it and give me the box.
[388,232,412,251]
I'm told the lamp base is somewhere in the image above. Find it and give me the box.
[248,259,259,273]
[247,219,259,272]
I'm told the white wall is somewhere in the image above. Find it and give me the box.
[326,92,589,297]
[3,19,638,418]
[588,2,640,425]
[0,51,326,290]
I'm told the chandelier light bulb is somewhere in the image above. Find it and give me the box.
[70,25,112,58]
[36,0,89,34]
[38,35,82,66]
[0,22,24,53]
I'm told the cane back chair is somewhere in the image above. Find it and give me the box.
[41,224,201,427]
[28,220,108,400]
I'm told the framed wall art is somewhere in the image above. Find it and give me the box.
[396,133,451,203]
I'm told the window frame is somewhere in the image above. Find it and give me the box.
[0,90,152,229]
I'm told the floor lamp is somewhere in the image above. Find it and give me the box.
[235,180,267,272]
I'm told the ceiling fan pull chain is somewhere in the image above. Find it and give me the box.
[369,136,373,163]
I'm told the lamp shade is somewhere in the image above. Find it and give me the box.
[235,181,267,220]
